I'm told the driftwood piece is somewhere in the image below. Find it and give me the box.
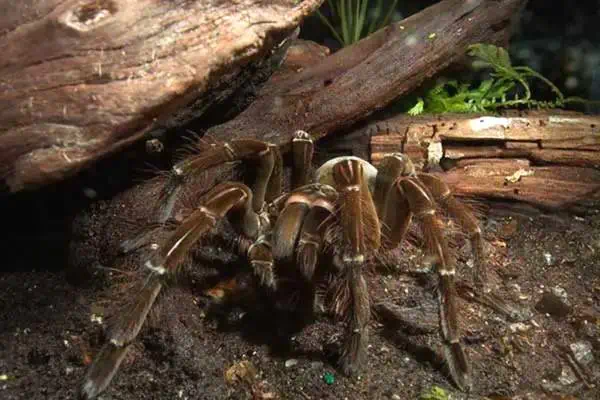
[368,111,600,212]
[204,0,526,150]
[0,0,323,192]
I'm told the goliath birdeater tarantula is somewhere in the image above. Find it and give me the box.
[80,130,491,399]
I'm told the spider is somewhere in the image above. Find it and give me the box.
[79,130,496,399]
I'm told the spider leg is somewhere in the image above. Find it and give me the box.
[80,182,260,400]
[296,204,334,282]
[331,159,381,376]
[293,184,338,280]
[272,198,310,263]
[80,277,161,400]
[271,183,333,263]
[291,130,314,188]
[398,177,471,391]
[79,341,132,400]
[373,154,408,220]
[248,234,276,290]
[372,154,414,249]
[264,144,284,204]
[264,183,338,328]
[270,129,316,264]
[416,173,486,290]
[120,139,281,254]
[158,138,279,223]
[417,173,526,321]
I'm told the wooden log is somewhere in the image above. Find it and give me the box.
[368,111,600,212]
[0,0,323,192]
[204,0,527,151]
[444,145,600,168]
[0,0,526,193]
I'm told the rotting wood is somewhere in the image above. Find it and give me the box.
[0,0,526,193]
[367,111,600,212]
[0,0,323,192]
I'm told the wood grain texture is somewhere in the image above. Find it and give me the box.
[205,0,527,149]
[0,0,527,193]
[368,111,600,212]
[0,0,323,192]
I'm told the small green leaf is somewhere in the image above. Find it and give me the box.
[407,98,425,115]
[322,372,335,385]
[420,385,450,400]
[316,0,400,47]
[468,43,511,69]
[477,79,493,93]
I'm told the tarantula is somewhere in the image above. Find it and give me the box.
[80,130,491,399]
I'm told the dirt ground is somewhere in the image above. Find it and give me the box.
[1,174,599,400]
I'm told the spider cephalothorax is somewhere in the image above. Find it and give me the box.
[80,130,495,399]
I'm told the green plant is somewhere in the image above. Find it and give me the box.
[407,43,587,115]
[317,0,399,47]
[419,385,450,400]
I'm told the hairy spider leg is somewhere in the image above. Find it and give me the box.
[397,177,472,391]
[291,130,314,188]
[199,131,316,302]
[372,153,415,249]
[418,173,527,322]
[78,341,131,400]
[272,197,311,263]
[331,159,381,376]
[271,183,336,259]
[80,182,260,400]
[247,234,276,290]
[120,139,282,255]
[158,138,281,223]
[264,144,284,204]
[270,129,317,264]
[296,199,336,282]
[416,174,485,289]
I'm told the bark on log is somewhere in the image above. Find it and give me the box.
[204,0,527,150]
[367,111,600,213]
[0,0,323,192]
[0,0,526,193]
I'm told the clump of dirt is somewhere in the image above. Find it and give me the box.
[1,187,599,399]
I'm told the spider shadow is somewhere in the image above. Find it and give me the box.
[195,268,323,357]
[375,300,460,389]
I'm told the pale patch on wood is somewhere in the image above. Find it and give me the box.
[469,116,512,136]
[504,168,535,183]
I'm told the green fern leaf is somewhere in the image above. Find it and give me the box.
[468,43,511,69]
[406,43,595,115]
[407,98,425,115]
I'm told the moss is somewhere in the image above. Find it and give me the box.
[419,385,450,400]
